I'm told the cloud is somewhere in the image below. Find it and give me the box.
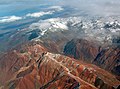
[0,5,64,23]
[60,0,120,17]
[49,6,64,11]
[0,16,22,23]
[26,6,64,18]
[26,11,54,18]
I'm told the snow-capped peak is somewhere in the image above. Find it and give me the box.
[21,16,120,44]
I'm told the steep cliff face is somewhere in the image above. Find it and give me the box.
[64,39,99,62]
[0,42,120,89]
[93,47,120,75]
[93,36,120,77]
[64,39,120,80]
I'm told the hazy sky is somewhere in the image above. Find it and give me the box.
[60,0,120,17]
[0,0,120,17]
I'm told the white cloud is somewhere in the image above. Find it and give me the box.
[26,11,54,18]
[26,6,64,18]
[0,5,64,23]
[0,16,22,23]
[60,0,120,17]
[49,6,64,11]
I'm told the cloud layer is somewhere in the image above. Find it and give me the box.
[60,0,120,17]
[0,6,64,23]
[0,16,22,23]
[26,11,54,18]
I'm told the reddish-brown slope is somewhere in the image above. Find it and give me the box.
[64,39,99,62]
[0,43,47,86]
[64,39,120,79]
[0,42,120,89]
[93,47,120,77]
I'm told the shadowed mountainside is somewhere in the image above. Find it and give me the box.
[64,39,120,80]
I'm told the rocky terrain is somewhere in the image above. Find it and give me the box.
[0,40,120,89]
[0,1,120,88]
[0,16,120,89]
[64,38,120,81]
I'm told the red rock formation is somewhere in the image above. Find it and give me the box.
[0,43,47,86]
[0,42,119,89]
[64,39,120,81]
